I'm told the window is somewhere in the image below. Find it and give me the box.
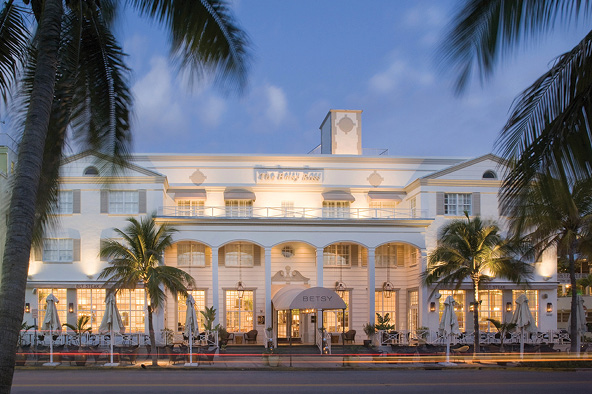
[281,245,294,258]
[323,291,349,332]
[375,290,397,328]
[225,200,252,218]
[323,201,350,218]
[444,193,472,216]
[177,290,206,332]
[116,289,146,333]
[177,200,204,216]
[482,170,497,179]
[478,290,503,331]
[407,290,419,332]
[225,243,254,267]
[513,290,539,326]
[109,191,139,214]
[77,288,106,332]
[281,201,295,217]
[376,244,402,267]
[369,201,396,218]
[323,244,351,266]
[177,242,206,266]
[38,288,68,327]
[439,290,465,331]
[410,197,417,218]
[57,191,73,214]
[225,290,254,332]
[43,238,73,262]
[83,166,99,176]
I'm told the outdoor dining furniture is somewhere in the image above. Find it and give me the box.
[166,346,185,365]
[197,346,218,365]
[342,330,356,344]
[244,330,258,344]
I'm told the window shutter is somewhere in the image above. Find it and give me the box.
[34,243,43,261]
[219,246,225,266]
[100,190,109,213]
[472,192,481,216]
[100,239,108,261]
[361,248,368,267]
[73,189,81,213]
[138,190,147,213]
[73,239,81,261]
[397,246,405,267]
[436,192,444,215]
[351,245,358,266]
[206,248,212,267]
[254,246,261,266]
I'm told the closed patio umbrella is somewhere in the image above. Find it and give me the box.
[99,291,125,366]
[41,293,62,366]
[511,294,537,359]
[567,295,587,356]
[439,295,461,365]
[184,294,199,366]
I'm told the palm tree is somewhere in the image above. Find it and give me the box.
[0,1,249,387]
[438,1,592,207]
[504,171,592,352]
[98,214,195,366]
[578,274,592,295]
[422,213,532,355]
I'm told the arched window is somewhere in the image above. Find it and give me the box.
[482,170,497,179]
[83,166,99,176]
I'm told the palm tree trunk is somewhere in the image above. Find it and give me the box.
[148,306,158,366]
[569,245,578,353]
[472,280,480,355]
[0,0,63,391]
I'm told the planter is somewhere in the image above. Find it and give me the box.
[363,339,372,347]
[268,355,280,367]
[15,350,27,367]
[75,351,88,366]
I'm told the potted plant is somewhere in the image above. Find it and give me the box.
[16,322,35,366]
[265,327,274,349]
[363,323,375,347]
[63,315,92,366]
[486,318,516,353]
[218,326,230,351]
[375,313,395,344]
[267,346,281,367]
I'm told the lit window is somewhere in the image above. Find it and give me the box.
[478,290,503,331]
[38,289,68,326]
[323,201,350,218]
[444,193,472,216]
[109,191,139,214]
[57,191,73,214]
[225,290,254,332]
[225,243,254,267]
[438,290,465,331]
[407,290,419,331]
[43,238,73,262]
[77,288,106,332]
[281,201,295,217]
[410,197,417,218]
[323,244,350,266]
[323,291,349,332]
[369,201,396,218]
[177,242,206,266]
[375,291,397,328]
[512,290,539,326]
[178,290,206,332]
[225,200,252,218]
[177,200,204,216]
[116,289,146,333]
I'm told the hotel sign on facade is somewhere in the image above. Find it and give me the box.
[255,168,323,184]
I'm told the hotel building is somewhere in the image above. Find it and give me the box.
[2,110,558,344]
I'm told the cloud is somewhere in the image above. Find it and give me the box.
[265,85,288,126]
[403,5,446,29]
[197,95,226,127]
[368,57,434,94]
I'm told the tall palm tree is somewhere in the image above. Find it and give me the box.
[0,1,249,389]
[438,1,592,206]
[98,214,195,366]
[422,213,532,355]
[504,171,592,352]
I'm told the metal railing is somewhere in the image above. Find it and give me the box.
[316,328,331,354]
[159,206,427,220]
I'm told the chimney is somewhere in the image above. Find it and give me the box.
[319,110,362,155]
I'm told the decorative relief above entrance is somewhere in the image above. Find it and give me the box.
[367,170,384,187]
[190,169,207,185]
[271,266,310,284]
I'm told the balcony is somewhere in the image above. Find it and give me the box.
[158,206,428,220]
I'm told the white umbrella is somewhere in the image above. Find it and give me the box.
[567,295,587,356]
[511,294,537,359]
[41,293,62,366]
[184,294,199,366]
[439,295,461,365]
[99,292,125,366]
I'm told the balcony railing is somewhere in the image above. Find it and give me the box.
[158,206,428,220]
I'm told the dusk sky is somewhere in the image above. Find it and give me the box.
[5,1,589,159]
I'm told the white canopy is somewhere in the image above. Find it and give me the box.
[272,285,346,310]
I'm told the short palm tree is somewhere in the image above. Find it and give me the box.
[485,318,516,353]
[98,214,195,366]
[423,213,532,355]
[63,315,92,346]
[504,171,592,352]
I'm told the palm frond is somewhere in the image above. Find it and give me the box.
[0,1,30,103]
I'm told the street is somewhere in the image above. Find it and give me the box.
[12,368,592,394]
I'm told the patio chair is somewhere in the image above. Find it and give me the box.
[342,330,356,344]
[166,346,185,365]
[244,330,258,344]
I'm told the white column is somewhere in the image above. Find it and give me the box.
[419,248,429,328]
[367,247,375,324]
[265,247,272,329]
[211,247,219,326]
[316,247,324,287]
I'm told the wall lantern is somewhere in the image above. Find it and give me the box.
[25,303,30,313]
[382,282,394,299]
[335,281,347,298]
[546,303,553,313]
[506,302,513,312]
[236,281,245,299]
[429,302,436,313]
[69,303,74,314]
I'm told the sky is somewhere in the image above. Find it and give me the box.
[5,1,590,159]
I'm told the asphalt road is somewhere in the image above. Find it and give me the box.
[11,369,592,394]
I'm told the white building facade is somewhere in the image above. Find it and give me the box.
[5,110,558,344]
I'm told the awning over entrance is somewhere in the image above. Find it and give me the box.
[272,285,346,310]
[322,190,355,202]
[367,191,405,202]
[171,190,207,199]
[224,189,256,201]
